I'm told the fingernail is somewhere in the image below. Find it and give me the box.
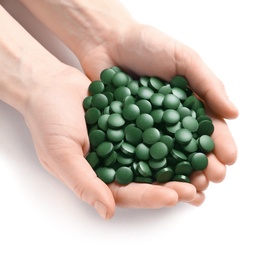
[94,201,107,220]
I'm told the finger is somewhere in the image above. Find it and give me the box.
[188,191,206,206]
[109,182,179,208]
[161,181,196,202]
[53,154,116,220]
[211,116,238,166]
[203,153,227,183]
[190,171,209,192]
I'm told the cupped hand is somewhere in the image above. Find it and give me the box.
[77,23,239,205]
[23,65,197,220]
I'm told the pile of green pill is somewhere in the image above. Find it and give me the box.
[83,66,215,185]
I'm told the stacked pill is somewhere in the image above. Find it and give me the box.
[83,66,215,185]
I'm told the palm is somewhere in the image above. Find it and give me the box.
[79,24,238,205]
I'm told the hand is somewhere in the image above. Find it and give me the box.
[77,23,239,206]
[23,64,198,219]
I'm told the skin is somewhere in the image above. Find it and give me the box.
[0,0,239,220]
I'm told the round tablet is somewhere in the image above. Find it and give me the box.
[96,167,115,184]
[115,167,134,185]
[197,120,214,136]
[175,128,192,145]
[100,68,116,84]
[142,128,161,145]
[170,75,188,90]
[107,113,125,129]
[137,86,154,100]
[135,143,150,160]
[190,152,208,170]
[85,107,101,125]
[88,80,105,95]
[82,96,92,110]
[182,116,199,132]
[149,76,164,91]
[91,93,109,111]
[172,174,190,183]
[89,129,106,148]
[155,167,174,183]
[136,99,152,114]
[149,142,168,160]
[122,104,140,121]
[125,126,143,146]
[112,71,129,87]
[136,114,154,130]
[162,109,180,125]
[163,94,180,109]
[175,161,193,175]
[137,161,152,177]
[107,128,124,142]
[197,135,215,153]
[86,152,99,169]
[96,141,114,158]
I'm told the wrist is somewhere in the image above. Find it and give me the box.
[0,6,67,114]
[19,0,136,63]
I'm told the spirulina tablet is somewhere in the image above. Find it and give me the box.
[112,71,129,87]
[149,142,168,160]
[122,104,140,121]
[190,152,208,170]
[96,167,115,184]
[100,68,116,84]
[115,167,134,185]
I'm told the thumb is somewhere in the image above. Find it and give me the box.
[54,154,115,220]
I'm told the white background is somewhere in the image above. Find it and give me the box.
[1,0,267,259]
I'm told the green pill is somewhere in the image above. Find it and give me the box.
[197,120,214,136]
[100,68,116,84]
[137,161,152,177]
[82,96,92,110]
[96,167,115,184]
[107,128,124,142]
[150,93,165,107]
[115,167,134,185]
[122,104,140,121]
[182,116,199,132]
[88,80,105,95]
[163,109,180,125]
[135,143,150,161]
[134,176,153,184]
[172,174,190,183]
[89,129,106,148]
[136,99,152,114]
[114,86,131,102]
[142,127,161,145]
[136,113,154,130]
[85,107,101,125]
[163,94,180,110]
[170,75,188,90]
[91,93,109,111]
[175,161,193,175]
[86,152,99,169]
[125,126,143,146]
[190,152,208,170]
[149,77,164,91]
[96,141,114,158]
[175,128,192,145]
[149,142,168,160]
[127,80,139,96]
[137,87,154,100]
[197,135,215,153]
[107,113,125,129]
[155,167,174,183]
[112,71,129,87]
